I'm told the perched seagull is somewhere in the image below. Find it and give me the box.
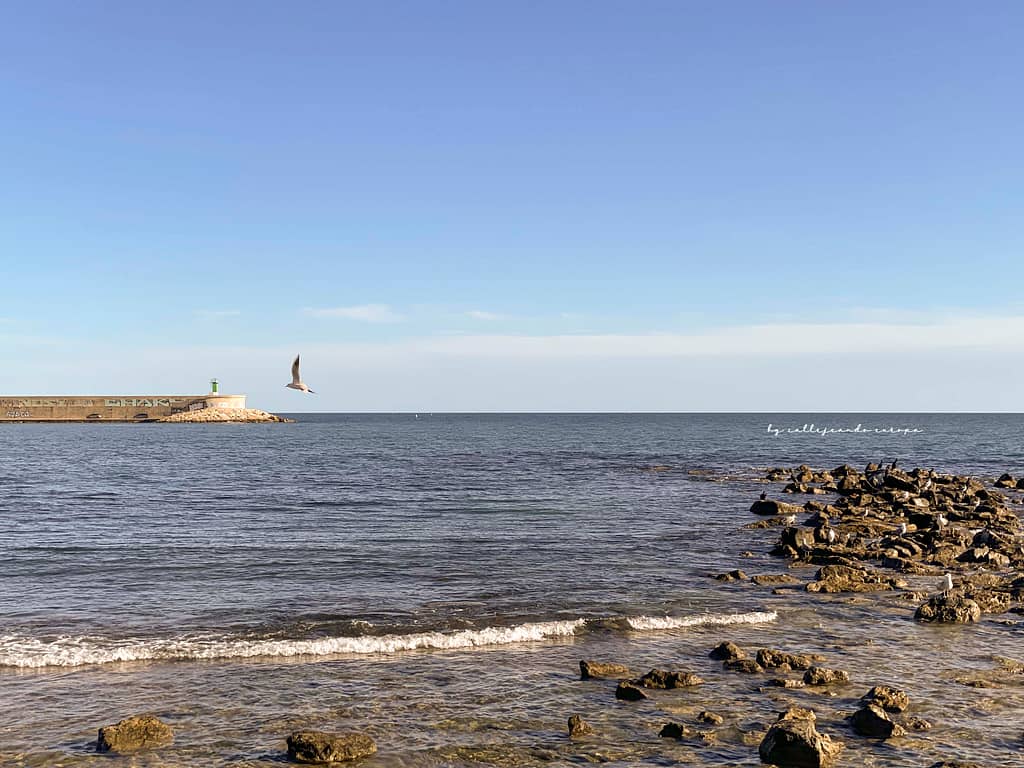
[826,527,838,544]
[286,354,316,393]
[938,572,954,596]
[783,514,797,525]
[936,512,949,531]
[897,522,908,536]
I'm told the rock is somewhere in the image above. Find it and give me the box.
[659,721,691,739]
[159,407,292,423]
[579,660,630,679]
[615,681,649,701]
[714,569,748,582]
[915,594,982,624]
[697,711,724,725]
[751,499,804,516]
[861,685,909,712]
[803,666,849,686]
[752,573,801,586]
[758,707,842,767]
[635,668,704,689]
[767,678,807,689]
[757,649,825,671]
[709,641,745,661]
[850,704,905,738]
[928,762,981,768]
[806,565,893,593]
[567,714,592,737]
[96,715,173,753]
[286,731,377,764]
[724,658,765,674]
[904,716,932,731]
[995,473,1016,488]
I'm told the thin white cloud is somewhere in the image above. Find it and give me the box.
[305,304,404,323]
[466,310,501,321]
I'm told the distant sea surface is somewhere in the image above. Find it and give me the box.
[1,414,1022,766]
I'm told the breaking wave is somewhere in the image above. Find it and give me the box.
[0,610,777,669]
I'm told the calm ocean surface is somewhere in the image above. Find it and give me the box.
[1,414,1022,766]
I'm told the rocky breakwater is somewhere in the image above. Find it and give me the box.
[748,463,1024,624]
[159,407,293,423]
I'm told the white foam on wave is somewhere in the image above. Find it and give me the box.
[0,610,778,669]
[625,610,778,631]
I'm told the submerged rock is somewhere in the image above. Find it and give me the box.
[567,714,592,737]
[96,715,173,753]
[724,658,765,674]
[850,704,905,739]
[757,648,825,671]
[752,573,801,586]
[286,731,376,764]
[915,594,982,624]
[615,681,649,701]
[697,710,724,725]
[758,707,842,767]
[751,499,804,516]
[579,660,630,679]
[659,721,691,739]
[714,569,748,582]
[709,641,745,661]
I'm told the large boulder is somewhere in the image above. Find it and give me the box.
[758,707,842,767]
[96,715,173,753]
[850,704,906,738]
[915,594,981,624]
[615,681,649,701]
[286,731,377,764]
[579,660,630,679]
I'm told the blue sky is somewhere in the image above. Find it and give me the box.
[2,2,1023,410]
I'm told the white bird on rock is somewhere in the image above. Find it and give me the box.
[936,512,948,531]
[897,522,908,536]
[938,572,954,596]
[286,354,316,393]
[826,528,837,544]
[783,514,797,525]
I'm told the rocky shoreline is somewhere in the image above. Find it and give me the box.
[158,407,293,423]
[63,461,1024,766]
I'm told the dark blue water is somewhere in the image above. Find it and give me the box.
[1,414,1022,766]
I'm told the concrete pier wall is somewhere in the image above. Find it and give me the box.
[0,395,248,422]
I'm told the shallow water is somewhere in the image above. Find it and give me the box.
[1,414,1022,765]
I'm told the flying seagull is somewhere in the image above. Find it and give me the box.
[286,354,315,393]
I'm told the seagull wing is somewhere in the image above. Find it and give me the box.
[291,355,302,384]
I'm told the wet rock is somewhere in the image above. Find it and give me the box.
[286,731,377,764]
[758,707,842,767]
[635,668,704,689]
[752,573,801,586]
[724,658,765,674]
[757,648,825,671]
[904,716,932,731]
[850,704,905,739]
[767,678,807,689]
[659,721,691,739]
[714,569,748,582]
[806,565,893,593]
[96,715,173,753]
[803,666,849,686]
[995,473,1016,488]
[615,681,649,701]
[697,711,724,725]
[567,714,592,737]
[861,685,909,712]
[928,762,982,768]
[915,594,981,624]
[579,660,630,679]
[709,641,745,661]
[752,499,804,516]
